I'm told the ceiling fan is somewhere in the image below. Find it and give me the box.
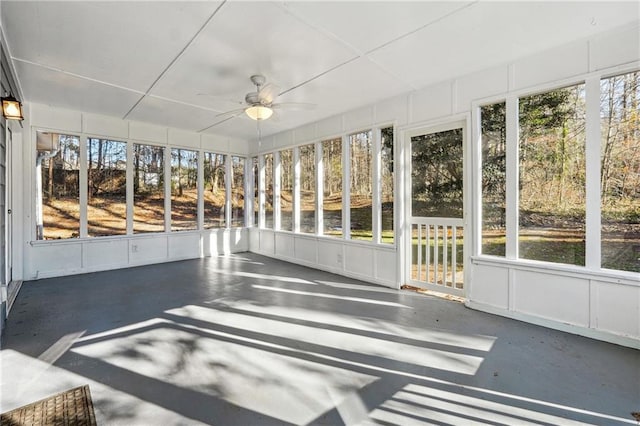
[214,74,312,123]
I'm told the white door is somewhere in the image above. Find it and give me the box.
[405,122,466,296]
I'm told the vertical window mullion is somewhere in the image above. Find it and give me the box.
[225,154,232,229]
[79,135,88,238]
[197,150,204,230]
[585,77,602,270]
[274,151,281,231]
[316,142,323,236]
[293,146,300,233]
[126,142,133,235]
[259,154,265,228]
[342,135,350,240]
[505,96,519,259]
[164,146,171,233]
[372,127,382,244]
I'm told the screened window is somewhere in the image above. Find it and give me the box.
[481,103,506,257]
[519,84,586,266]
[299,144,316,234]
[381,127,394,244]
[264,153,274,228]
[323,138,342,237]
[411,129,463,218]
[87,138,127,237]
[133,144,165,233]
[231,156,245,227]
[36,132,80,240]
[203,152,225,229]
[280,149,293,231]
[601,72,640,272]
[171,149,198,231]
[349,131,373,241]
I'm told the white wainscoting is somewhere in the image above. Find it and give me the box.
[468,257,640,349]
[26,228,249,279]
[249,228,398,288]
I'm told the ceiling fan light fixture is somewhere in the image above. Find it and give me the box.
[245,105,273,121]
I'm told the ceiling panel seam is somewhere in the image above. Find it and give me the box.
[363,1,478,55]
[122,0,228,121]
[278,56,359,97]
[11,57,146,96]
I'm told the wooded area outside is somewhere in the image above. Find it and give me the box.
[280,149,293,231]
[349,131,373,241]
[133,144,164,233]
[323,138,343,237]
[231,156,245,227]
[40,134,80,239]
[87,138,126,237]
[299,144,316,234]
[264,153,274,228]
[171,148,198,232]
[203,152,226,229]
[481,71,639,272]
[381,126,394,244]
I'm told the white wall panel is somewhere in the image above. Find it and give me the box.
[469,263,509,309]
[514,270,589,327]
[275,233,295,259]
[129,237,168,264]
[317,239,343,270]
[229,228,249,252]
[272,131,294,150]
[375,94,408,126]
[84,239,128,269]
[374,249,397,286]
[248,228,260,253]
[593,281,640,338]
[83,113,129,139]
[129,121,167,144]
[259,230,275,255]
[315,115,343,140]
[410,82,452,123]
[30,103,82,133]
[512,41,589,91]
[201,133,229,153]
[293,123,316,144]
[344,244,373,277]
[229,138,250,155]
[590,24,640,72]
[455,66,508,112]
[168,128,200,149]
[30,243,82,277]
[168,233,201,259]
[294,237,318,264]
[343,106,374,134]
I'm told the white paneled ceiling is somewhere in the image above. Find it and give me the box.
[2,1,638,141]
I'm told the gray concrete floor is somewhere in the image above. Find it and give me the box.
[1,253,638,425]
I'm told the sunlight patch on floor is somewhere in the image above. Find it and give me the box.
[167,304,485,375]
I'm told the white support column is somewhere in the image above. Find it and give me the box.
[224,154,232,229]
[372,128,381,244]
[79,135,88,238]
[316,142,323,236]
[343,135,350,240]
[585,77,601,270]
[197,150,204,230]
[126,141,134,235]
[259,154,265,229]
[274,150,281,231]
[505,96,519,259]
[164,147,172,233]
[293,147,301,233]
[245,156,253,228]
[471,106,482,256]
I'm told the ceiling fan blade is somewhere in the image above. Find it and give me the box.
[259,83,280,104]
[271,102,316,111]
